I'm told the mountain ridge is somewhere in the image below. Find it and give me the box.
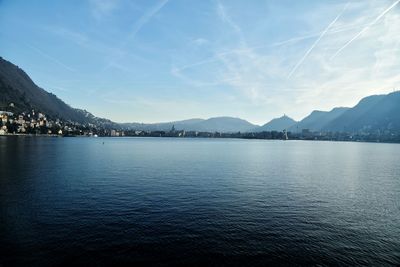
[254,115,297,132]
[0,56,118,128]
[289,107,350,133]
[1,56,400,133]
[323,92,400,132]
[122,116,258,133]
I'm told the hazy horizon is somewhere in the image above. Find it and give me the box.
[1,0,399,124]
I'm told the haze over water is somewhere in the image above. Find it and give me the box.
[1,137,400,266]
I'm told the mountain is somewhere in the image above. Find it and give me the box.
[121,119,205,132]
[2,56,400,134]
[190,117,257,132]
[123,117,257,133]
[0,57,256,132]
[289,107,349,133]
[323,92,400,132]
[0,57,117,127]
[255,115,297,132]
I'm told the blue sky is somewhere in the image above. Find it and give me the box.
[1,0,399,124]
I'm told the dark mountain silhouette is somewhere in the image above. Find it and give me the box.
[0,57,256,132]
[2,56,400,134]
[0,57,116,127]
[323,92,400,132]
[289,107,349,133]
[255,115,297,132]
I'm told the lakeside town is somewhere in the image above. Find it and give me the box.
[1,104,400,143]
[0,104,108,137]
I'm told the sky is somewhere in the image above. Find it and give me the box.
[0,0,399,125]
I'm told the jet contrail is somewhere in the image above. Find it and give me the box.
[174,21,369,73]
[27,44,76,72]
[102,0,169,71]
[287,2,349,78]
[129,0,169,41]
[331,0,400,60]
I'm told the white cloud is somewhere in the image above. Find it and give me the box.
[192,38,209,46]
[89,0,120,20]
[331,0,400,60]
[171,0,400,122]
[287,2,349,78]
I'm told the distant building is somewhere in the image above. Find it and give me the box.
[0,111,13,125]
[18,126,26,133]
[0,111,13,116]
[17,115,25,124]
[302,129,312,138]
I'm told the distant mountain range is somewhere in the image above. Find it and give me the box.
[254,115,297,132]
[122,117,257,132]
[1,56,399,133]
[322,93,400,132]
[288,107,349,133]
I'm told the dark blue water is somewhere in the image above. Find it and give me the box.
[1,137,399,266]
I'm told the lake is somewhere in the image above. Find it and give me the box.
[1,137,399,266]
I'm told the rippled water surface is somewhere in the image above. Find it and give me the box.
[1,137,400,266]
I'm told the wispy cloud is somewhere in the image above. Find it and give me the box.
[170,66,239,87]
[5,0,399,123]
[217,1,241,35]
[128,0,168,41]
[191,38,209,46]
[331,0,400,60]
[89,0,120,20]
[170,0,400,122]
[287,2,349,78]
[103,0,169,70]
[26,44,76,72]
[43,24,152,68]
[173,20,369,74]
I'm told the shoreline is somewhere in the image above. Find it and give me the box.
[1,133,399,144]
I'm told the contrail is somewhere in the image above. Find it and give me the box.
[331,0,400,60]
[129,0,169,41]
[27,44,76,72]
[174,21,368,73]
[287,2,349,78]
[103,0,169,71]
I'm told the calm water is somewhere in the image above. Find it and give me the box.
[0,137,399,266]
